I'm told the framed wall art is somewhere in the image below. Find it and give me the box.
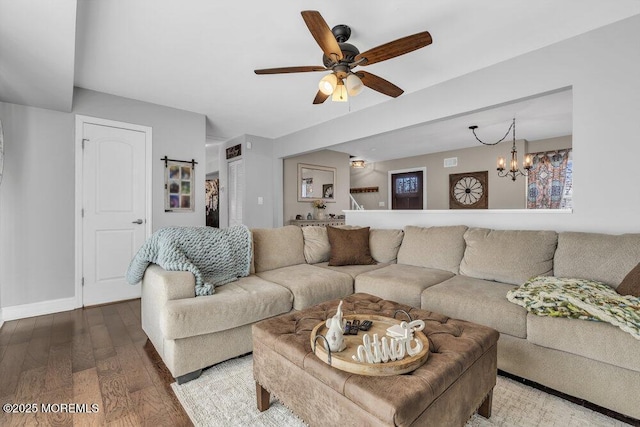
[449,171,489,209]
[162,156,198,212]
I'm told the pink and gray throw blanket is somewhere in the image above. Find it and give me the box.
[126,225,252,296]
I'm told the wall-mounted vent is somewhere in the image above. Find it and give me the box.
[444,157,458,168]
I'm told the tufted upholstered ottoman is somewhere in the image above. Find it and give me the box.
[253,293,499,426]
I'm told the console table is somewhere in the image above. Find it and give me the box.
[289,219,345,227]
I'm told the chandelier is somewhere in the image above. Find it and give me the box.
[469,118,532,181]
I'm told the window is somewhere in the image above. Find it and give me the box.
[395,176,419,194]
[526,149,572,209]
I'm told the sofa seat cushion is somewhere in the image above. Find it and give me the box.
[314,262,388,279]
[355,264,455,308]
[257,264,353,310]
[421,275,527,338]
[527,315,640,373]
[460,228,557,285]
[161,275,293,340]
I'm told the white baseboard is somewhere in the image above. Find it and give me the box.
[1,297,77,321]
[0,307,4,330]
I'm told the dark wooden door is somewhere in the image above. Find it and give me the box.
[391,171,424,209]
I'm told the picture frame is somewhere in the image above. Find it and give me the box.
[449,171,488,209]
[297,163,336,202]
[165,160,195,211]
[322,183,334,199]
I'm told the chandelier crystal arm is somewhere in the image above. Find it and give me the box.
[469,118,515,146]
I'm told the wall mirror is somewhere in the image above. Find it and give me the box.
[297,163,336,202]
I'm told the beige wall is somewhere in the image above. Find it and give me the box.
[350,135,572,210]
[283,150,350,221]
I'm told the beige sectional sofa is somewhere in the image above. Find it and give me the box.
[140,224,640,420]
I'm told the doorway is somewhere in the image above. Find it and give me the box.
[228,159,244,226]
[388,167,426,210]
[75,116,152,307]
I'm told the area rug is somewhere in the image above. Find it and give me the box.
[172,355,626,426]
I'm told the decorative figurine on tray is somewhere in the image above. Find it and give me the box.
[352,319,425,364]
[325,301,347,352]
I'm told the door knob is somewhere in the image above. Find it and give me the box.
[132,219,144,224]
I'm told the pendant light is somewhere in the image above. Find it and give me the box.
[470,118,532,181]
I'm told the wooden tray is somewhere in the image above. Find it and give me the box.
[310,314,429,376]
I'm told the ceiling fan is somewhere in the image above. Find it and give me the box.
[254,10,432,104]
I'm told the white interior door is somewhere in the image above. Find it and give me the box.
[81,121,149,306]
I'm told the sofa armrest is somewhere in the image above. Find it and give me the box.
[142,264,196,301]
[141,264,196,354]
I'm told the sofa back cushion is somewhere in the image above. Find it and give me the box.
[397,225,468,274]
[252,226,305,273]
[460,228,557,285]
[554,232,640,288]
[301,226,330,264]
[369,229,404,263]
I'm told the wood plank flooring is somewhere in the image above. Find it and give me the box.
[0,300,192,426]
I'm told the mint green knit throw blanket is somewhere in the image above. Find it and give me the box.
[507,276,640,340]
[126,225,252,296]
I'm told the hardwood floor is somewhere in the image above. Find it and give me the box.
[0,300,192,426]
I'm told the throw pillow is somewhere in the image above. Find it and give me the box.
[326,226,376,266]
[369,229,404,263]
[301,226,330,264]
[617,262,640,297]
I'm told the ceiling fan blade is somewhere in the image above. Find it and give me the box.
[254,66,326,75]
[313,90,330,104]
[356,71,404,98]
[301,11,343,62]
[355,31,432,66]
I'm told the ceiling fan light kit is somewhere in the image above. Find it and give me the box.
[345,73,363,96]
[254,10,432,104]
[319,74,338,95]
[332,81,348,102]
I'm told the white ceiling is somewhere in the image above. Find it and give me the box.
[3,0,640,161]
[0,0,76,111]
